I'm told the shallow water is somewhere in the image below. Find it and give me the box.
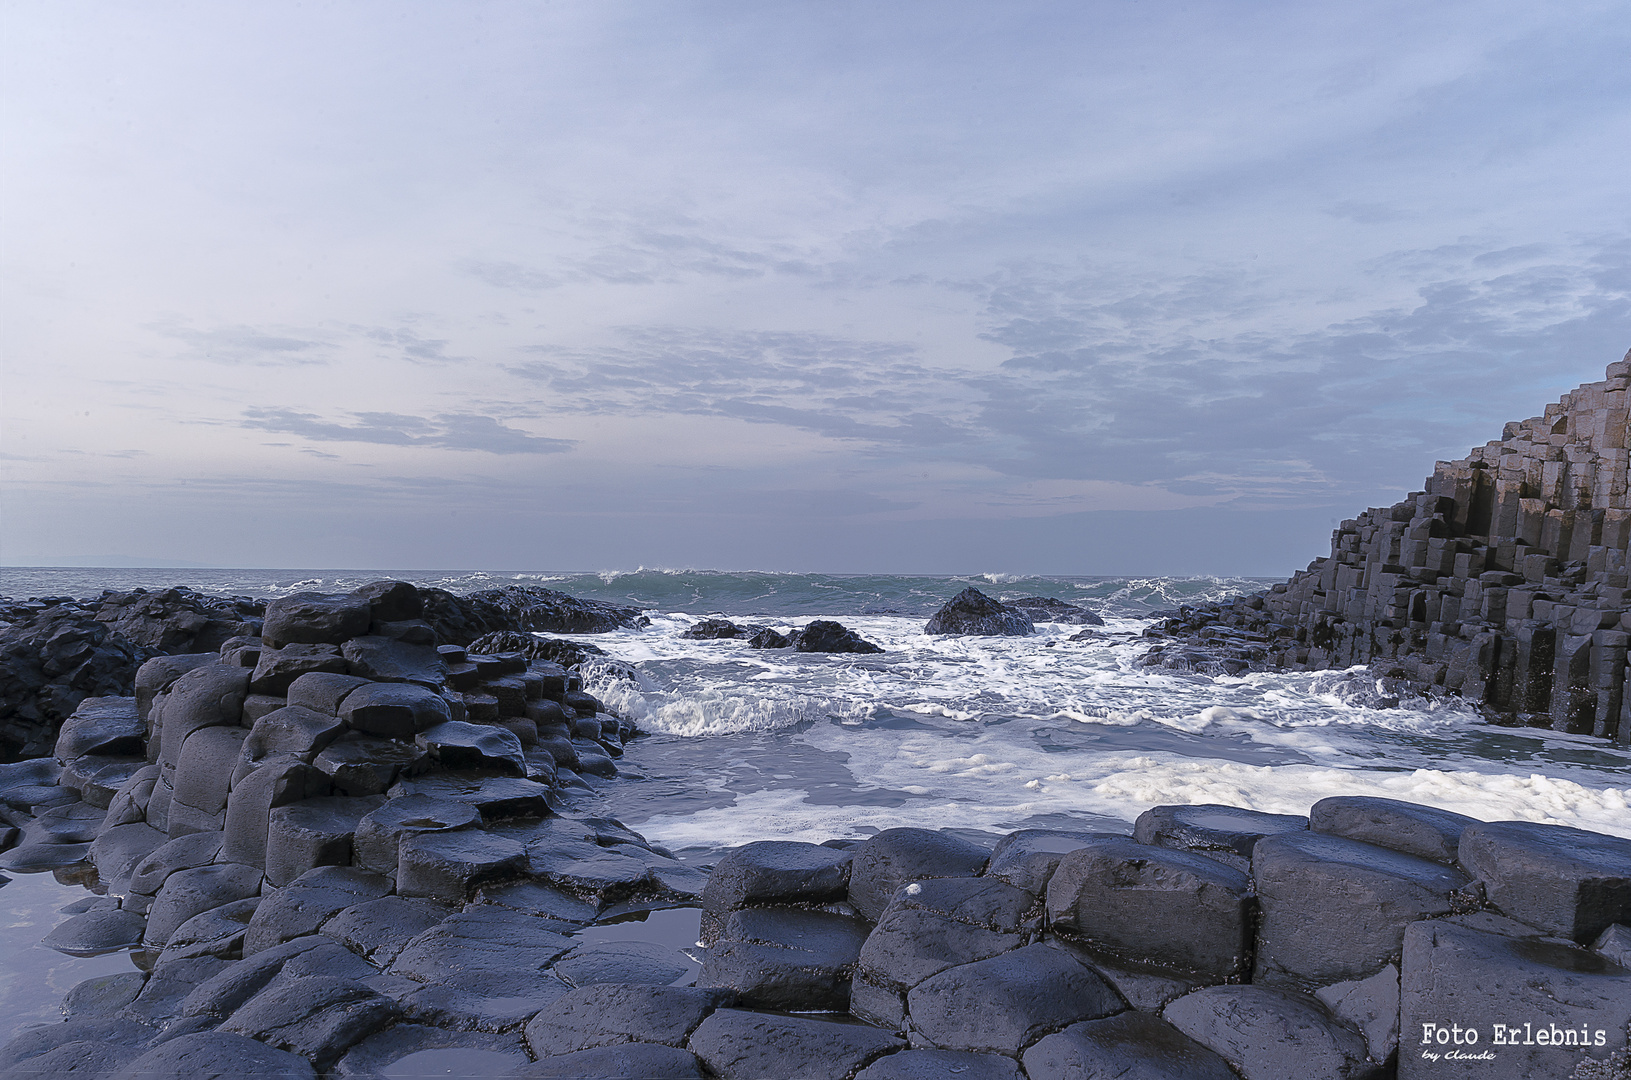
[0,873,141,1044]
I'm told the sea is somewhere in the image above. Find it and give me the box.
[3,566,1631,1039]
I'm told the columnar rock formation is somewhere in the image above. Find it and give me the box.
[1145,350,1631,741]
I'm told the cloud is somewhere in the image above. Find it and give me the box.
[150,322,334,365]
[363,326,468,364]
[240,408,573,455]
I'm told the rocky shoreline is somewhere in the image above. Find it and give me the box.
[0,581,1626,1077]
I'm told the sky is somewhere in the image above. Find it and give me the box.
[3,0,1630,576]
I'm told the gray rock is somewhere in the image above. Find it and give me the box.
[262,593,372,649]
[1595,922,1631,967]
[220,756,330,869]
[132,653,217,724]
[322,894,454,965]
[417,720,526,776]
[849,828,989,922]
[42,908,146,956]
[557,940,695,989]
[219,974,401,1069]
[126,829,222,900]
[1135,803,1308,873]
[334,1023,525,1080]
[286,671,372,716]
[0,840,91,871]
[153,664,249,771]
[1163,985,1384,1080]
[162,895,261,959]
[508,1042,706,1079]
[389,906,575,982]
[1046,836,1252,980]
[352,794,482,875]
[179,935,354,1018]
[242,693,287,724]
[23,800,105,845]
[168,725,248,836]
[527,839,658,902]
[1314,963,1400,1062]
[250,644,349,696]
[523,983,726,1057]
[699,840,852,945]
[0,1038,144,1078]
[313,733,429,797]
[0,1018,155,1072]
[1398,918,1631,1079]
[1022,1011,1237,1080]
[477,880,600,923]
[76,757,148,810]
[923,588,1034,636]
[854,907,1024,999]
[882,875,1036,933]
[385,774,550,822]
[687,1009,904,1080]
[982,829,1108,894]
[122,952,233,1024]
[243,865,392,954]
[144,862,264,948]
[264,794,385,887]
[354,581,425,623]
[89,821,165,893]
[342,637,449,687]
[399,969,569,1031]
[1253,831,1465,988]
[907,942,1123,1055]
[109,1030,315,1080]
[340,682,453,738]
[61,971,149,1020]
[240,705,346,764]
[1458,819,1631,943]
[396,829,527,902]
[571,740,618,777]
[101,765,159,828]
[1310,796,1479,865]
[55,696,144,761]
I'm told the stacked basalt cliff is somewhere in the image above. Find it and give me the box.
[1145,350,1631,740]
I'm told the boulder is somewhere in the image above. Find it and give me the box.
[109,1030,316,1080]
[1253,831,1466,988]
[133,653,218,723]
[264,795,386,887]
[687,1009,904,1080]
[168,724,248,836]
[89,820,166,892]
[746,628,792,649]
[923,588,1034,636]
[460,585,649,634]
[856,1049,1023,1080]
[1166,985,1383,1080]
[341,637,448,687]
[1398,918,1631,1079]
[983,829,1107,894]
[906,942,1123,1056]
[144,862,264,947]
[699,907,871,1010]
[1458,819,1631,942]
[523,984,727,1057]
[1004,597,1105,626]
[852,907,1023,1029]
[221,756,331,869]
[1046,836,1253,980]
[154,663,250,769]
[681,618,746,640]
[323,894,456,965]
[884,876,1036,933]
[313,732,429,797]
[1310,796,1479,864]
[1134,803,1308,873]
[243,865,393,954]
[1022,1012,1236,1080]
[220,974,401,1070]
[182,935,371,1018]
[339,682,452,739]
[163,895,261,959]
[352,793,482,875]
[396,829,527,902]
[0,1018,157,1073]
[249,644,349,696]
[353,580,425,623]
[416,719,525,776]
[848,828,989,921]
[388,773,550,821]
[55,696,143,761]
[261,593,372,649]
[286,671,372,716]
[125,831,223,911]
[61,971,149,1019]
[42,907,147,956]
[788,620,884,654]
[508,1042,705,1078]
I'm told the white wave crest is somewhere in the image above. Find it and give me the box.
[589,677,871,737]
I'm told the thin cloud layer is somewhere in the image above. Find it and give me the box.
[242,408,572,455]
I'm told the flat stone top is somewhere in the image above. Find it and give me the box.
[1461,820,1631,875]
[1058,836,1250,891]
[1255,831,1467,890]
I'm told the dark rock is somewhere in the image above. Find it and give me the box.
[1004,597,1105,625]
[89,821,166,892]
[1162,985,1384,1080]
[983,829,1110,895]
[1399,918,1631,1079]
[261,593,372,649]
[1134,803,1308,873]
[219,974,401,1069]
[1458,819,1631,942]
[681,618,745,640]
[163,895,261,959]
[323,894,455,965]
[181,935,370,1019]
[788,620,884,654]
[353,580,425,623]
[100,764,159,827]
[61,971,149,1019]
[699,907,870,1010]
[397,829,527,902]
[508,1042,705,1078]
[244,865,392,954]
[1313,963,1400,1062]
[339,682,452,739]
[461,585,649,634]
[1046,836,1253,980]
[220,756,331,869]
[121,951,234,1023]
[848,828,989,922]
[153,663,249,769]
[399,968,568,1032]
[42,908,147,956]
[144,862,264,947]
[852,907,1023,1027]
[856,1049,1022,1080]
[416,720,525,776]
[1022,1012,1236,1080]
[109,1030,315,1080]
[249,644,348,696]
[523,983,727,1057]
[24,799,105,844]
[352,794,482,875]
[477,880,599,923]
[127,830,222,906]
[556,940,696,988]
[906,942,1123,1055]
[923,588,1034,636]
[746,628,791,649]
[686,1009,904,1080]
[0,839,90,871]
[333,1023,526,1080]
[884,875,1036,933]
[169,725,248,834]
[0,1036,145,1077]
[1310,796,1479,864]
[54,696,143,761]
[264,794,386,887]
[342,637,448,687]
[313,732,429,797]
[387,773,550,821]
[389,906,576,983]
[1253,831,1467,988]
[0,1018,155,1073]
[286,671,372,716]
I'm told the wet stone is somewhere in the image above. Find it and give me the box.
[287,672,372,716]
[417,720,526,776]
[523,983,728,1057]
[509,1042,707,1079]
[220,974,401,1070]
[1163,984,1382,1080]
[333,1024,527,1080]
[240,705,347,764]
[0,1018,155,1072]
[163,896,262,960]
[122,952,234,1024]
[342,637,449,688]
[883,875,1036,933]
[700,907,870,1011]
[322,895,456,965]
[687,1009,904,1080]
[389,906,576,982]
[857,1049,1023,1080]
[89,821,166,893]
[854,907,1024,998]
[399,969,570,1032]
[144,862,264,948]
[476,880,599,923]
[250,645,349,696]
[244,865,393,954]
[340,682,453,739]
[387,773,549,821]
[180,935,356,1019]
[396,828,527,903]
[54,696,144,761]
[1022,1011,1237,1080]
[848,828,989,922]
[555,940,696,988]
[1134,803,1308,873]
[112,1029,316,1080]
[1458,819,1631,943]
[61,972,149,1020]
[352,794,481,875]
[0,841,91,872]
[43,908,147,956]
[264,794,386,887]
[1310,796,1479,865]
[313,733,429,798]
[23,800,105,845]
[1,1038,145,1078]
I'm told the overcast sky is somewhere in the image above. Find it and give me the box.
[4,1,1629,575]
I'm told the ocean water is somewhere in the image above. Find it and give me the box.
[5,566,1631,1035]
